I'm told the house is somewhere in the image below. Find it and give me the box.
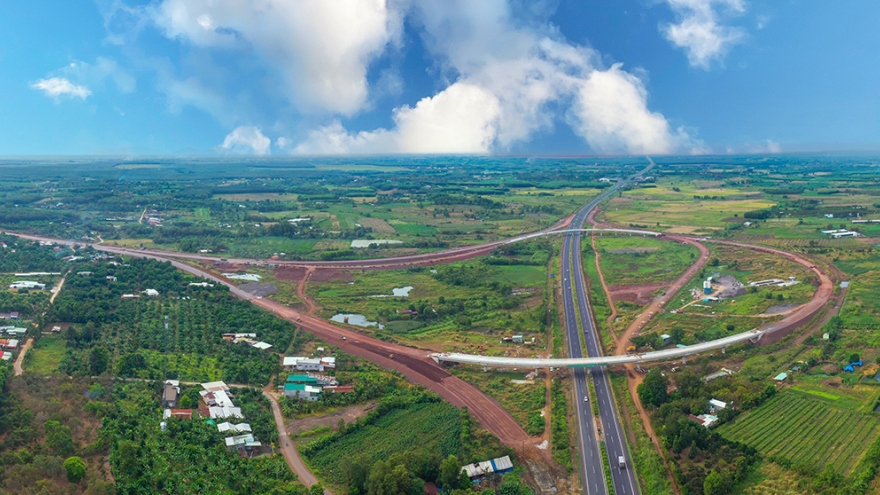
[106,276,117,282]
[773,372,788,382]
[282,356,305,369]
[1,351,11,361]
[286,374,319,385]
[294,358,324,372]
[0,312,20,320]
[209,406,244,419]
[687,414,719,428]
[224,433,261,451]
[188,282,214,287]
[325,385,355,394]
[162,381,180,408]
[200,390,235,408]
[10,281,45,290]
[660,334,671,345]
[251,341,272,350]
[143,289,159,297]
[163,409,193,419]
[201,381,230,393]
[320,357,336,369]
[217,422,252,434]
[121,294,139,299]
[283,383,322,401]
[709,399,727,411]
[77,271,92,276]
[511,335,524,344]
[2,339,19,350]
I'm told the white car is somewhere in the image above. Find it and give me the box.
[584,396,589,402]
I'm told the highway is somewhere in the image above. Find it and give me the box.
[561,166,647,495]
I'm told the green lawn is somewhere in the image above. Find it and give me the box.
[26,334,65,375]
[594,236,699,286]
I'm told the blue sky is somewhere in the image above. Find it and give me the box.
[1,0,877,156]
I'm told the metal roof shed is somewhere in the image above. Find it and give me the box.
[490,455,513,473]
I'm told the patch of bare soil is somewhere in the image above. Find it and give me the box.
[609,283,668,305]
[290,402,377,434]
[309,269,353,283]
[275,266,308,281]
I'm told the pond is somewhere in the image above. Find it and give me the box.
[330,313,385,329]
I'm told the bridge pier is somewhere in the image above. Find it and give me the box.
[722,346,726,355]
[682,356,687,364]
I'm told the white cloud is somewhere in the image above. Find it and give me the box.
[296,83,501,154]
[220,126,271,155]
[571,64,683,154]
[30,78,92,101]
[297,0,698,155]
[728,139,780,154]
[661,0,746,69]
[151,0,401,116]
[66,57,136,94]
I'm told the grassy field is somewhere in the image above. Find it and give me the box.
[450,368,546,436]
[302,401,465,486]
[601,181,776,233]
[26,334,65,374]
[594,236,699,286]
[718,389,880,475]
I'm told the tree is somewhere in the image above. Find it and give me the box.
[89,346,110,375]
[64,456,86,482]
[309,484,325,495]
[703,470,727,495]
[179,395,192,408]
[439,455,461,489]
[849,353,860,364]
[45,420,75,455]
[638,368,669,407]
[676,372,703,399]
[669,327,685,344]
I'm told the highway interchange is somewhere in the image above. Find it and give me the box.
[5,158,836,495]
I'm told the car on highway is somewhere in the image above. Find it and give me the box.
[584,396,588,402]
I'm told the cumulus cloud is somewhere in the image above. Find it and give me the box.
[295,83,501,154]
[296,0,697,155]
[661,0,746,69]
[30,78,92,101]
[151,0,401,116]
[220,126,271,155]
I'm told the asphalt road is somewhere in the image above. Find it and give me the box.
[560,164,650,495]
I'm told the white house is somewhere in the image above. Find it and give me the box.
[709,399,728,411]
[10,281,45,290]
[143,289,159,297]
[295,358,324,372]
[209,406,244,419]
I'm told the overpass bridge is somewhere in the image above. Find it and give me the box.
[505,228,662,244]
[432,328,764,368]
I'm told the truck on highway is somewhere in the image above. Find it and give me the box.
[618,456,626,469]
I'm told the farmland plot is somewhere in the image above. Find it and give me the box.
[718,390,880,475]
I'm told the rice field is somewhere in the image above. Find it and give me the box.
[718,389,880,475]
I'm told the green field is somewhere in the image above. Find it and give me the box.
[594,236,699,286]
[718,389,880,475]
[26,334,65,375]
[302,400,468,486]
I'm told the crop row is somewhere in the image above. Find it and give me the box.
[720,391,880,475]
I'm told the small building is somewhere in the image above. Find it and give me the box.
[225,433,261,451]
[0,312,20,320]
[200,390,235,408]
[282,356,305,370]
[660,334,671,344]
[461,455,514,480]
[2,339,19,350]
[325,385,355,394]
[294,358,324,372]
[10,281,45,290]
[511,335,524,344]
[709,399,727,411]
[286,374,319,385]
[209,406,244,419]
[201,381,230,393]
[162,381,180,408]
[773,372,788,382]
[703,296,720,302]
[320,357,336,369]
[283,383,322,401]
[703,280,713,294]
[163,409,193,419]
[143,289,159,297]
[217,422,252,434]
[687,414,719,428]
[121,294,139,299]
[1,351,12,361]
[251,341,272,350]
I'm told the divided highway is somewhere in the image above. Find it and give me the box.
[561,165,650,495]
